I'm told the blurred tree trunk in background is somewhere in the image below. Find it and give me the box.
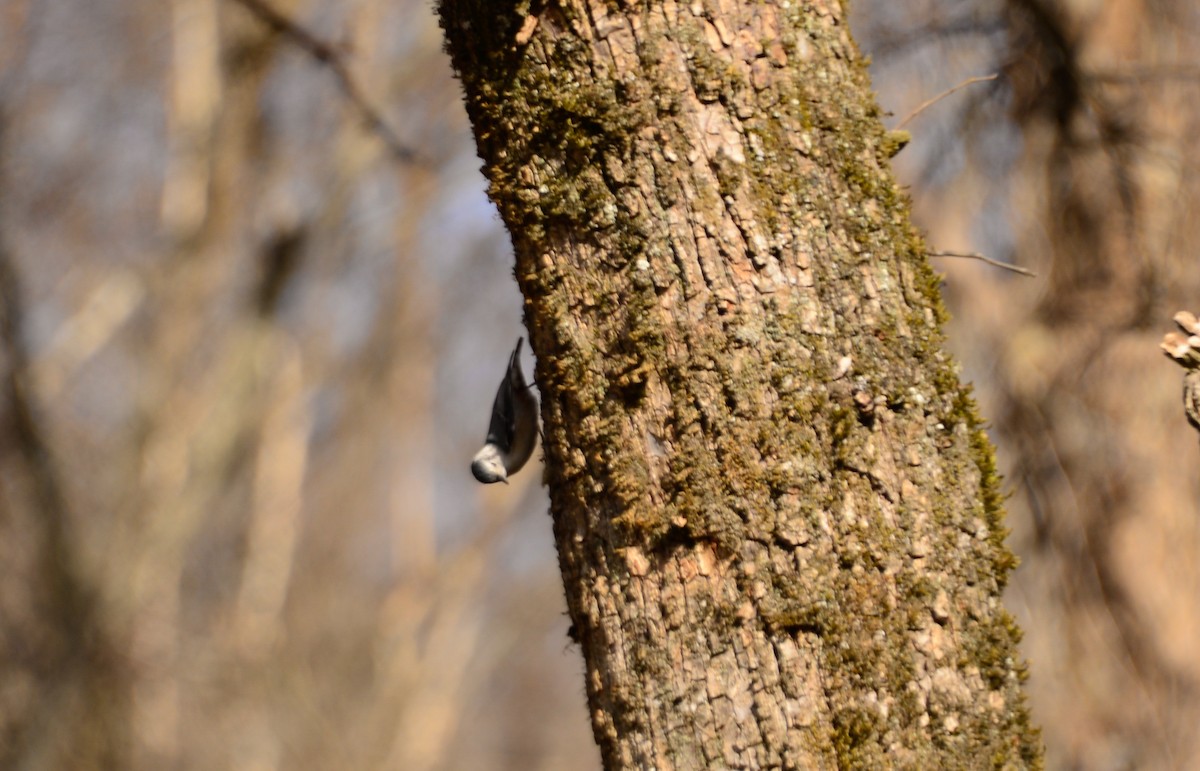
[0,1,493,769]
[440,0,1041,767]
[998,0,1200,764]
[856,1,1200,766]
[0,246,129,769]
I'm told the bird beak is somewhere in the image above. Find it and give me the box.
[501,478,510,485]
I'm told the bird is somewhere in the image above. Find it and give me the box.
[471,337,538,484]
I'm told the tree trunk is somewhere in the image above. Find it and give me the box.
[438,0,1043,767]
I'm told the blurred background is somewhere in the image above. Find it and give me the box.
[0,0,1197,769]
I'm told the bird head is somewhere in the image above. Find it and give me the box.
[471,447,509,484]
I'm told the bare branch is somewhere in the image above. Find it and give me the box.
[927,250,1037,277]
[897,74,999,129]
[226,0,418,163]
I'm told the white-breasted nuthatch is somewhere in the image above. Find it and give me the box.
[471,337,538,484]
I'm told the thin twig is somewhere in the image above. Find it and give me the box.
[897,74,999,129]
[927,250,1036,277]
[226,0,418,163]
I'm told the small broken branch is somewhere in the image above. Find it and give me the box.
[927,250,1036,277]
[1161,311,1200,434]
[227,0,417,163]
[898,74,999,129]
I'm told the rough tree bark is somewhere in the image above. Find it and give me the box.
[439,0,1043,767]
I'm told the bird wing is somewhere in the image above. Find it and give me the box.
[484,337,524,452]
